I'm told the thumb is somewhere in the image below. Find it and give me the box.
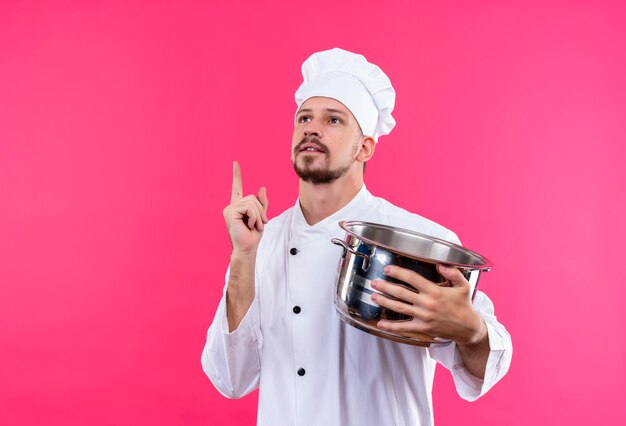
[257,186,269,223]
[437,264,468,288]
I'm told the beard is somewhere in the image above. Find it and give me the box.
[292,137,356,184]
[293,158,353,184]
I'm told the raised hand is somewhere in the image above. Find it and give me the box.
[222,161,269,254]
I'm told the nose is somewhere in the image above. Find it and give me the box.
[303,120,321,138]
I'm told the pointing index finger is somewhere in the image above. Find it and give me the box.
[231,161,243,203]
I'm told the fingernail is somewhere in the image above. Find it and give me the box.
[440,264,449,271]
[384,266,391,274]
[371,280,378,289]
[377,321,385,329]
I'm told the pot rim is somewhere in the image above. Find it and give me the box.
[338,220,493,270]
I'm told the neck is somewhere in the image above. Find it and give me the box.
[298,171,363,225]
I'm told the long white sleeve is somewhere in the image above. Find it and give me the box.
[428,290,513,401]
[201,268,264,399]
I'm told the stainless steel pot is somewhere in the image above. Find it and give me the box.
[331,220,493,347]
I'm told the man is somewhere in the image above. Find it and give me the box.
[202,48,512,425]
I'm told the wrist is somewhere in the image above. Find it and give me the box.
[231,247,258,262]
[227,248,257,294]
[458,313,488,346]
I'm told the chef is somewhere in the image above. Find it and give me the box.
[202,48,512,425]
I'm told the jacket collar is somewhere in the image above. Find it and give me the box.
[290,185,371,241]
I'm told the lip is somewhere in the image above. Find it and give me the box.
[297,141,327,154]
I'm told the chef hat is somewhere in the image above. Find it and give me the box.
[294,48,396,142]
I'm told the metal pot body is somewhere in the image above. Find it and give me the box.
[332,221,492,347]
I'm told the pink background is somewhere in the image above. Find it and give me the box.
[1,1,624,424]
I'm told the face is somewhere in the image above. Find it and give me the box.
[292,97,364,184]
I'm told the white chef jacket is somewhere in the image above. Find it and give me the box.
[202,185,512,426]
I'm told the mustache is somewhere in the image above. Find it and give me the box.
[294,136,328,153]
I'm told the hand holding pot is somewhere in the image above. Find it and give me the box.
[371,264,487,345]
[223,161,269,254]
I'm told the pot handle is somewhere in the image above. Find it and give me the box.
[331,238,371,271]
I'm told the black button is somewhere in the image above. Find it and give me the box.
[290,248,299,255]
[293,306,301,314]
[297,368,306,376]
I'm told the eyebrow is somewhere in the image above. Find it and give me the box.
[297,108,348,116]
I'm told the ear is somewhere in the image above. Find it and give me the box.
[357,136,376,163]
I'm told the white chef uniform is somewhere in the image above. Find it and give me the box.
[202,185,512,426]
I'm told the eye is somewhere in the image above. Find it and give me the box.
[329,117,343,124]
[299,115,312,123]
